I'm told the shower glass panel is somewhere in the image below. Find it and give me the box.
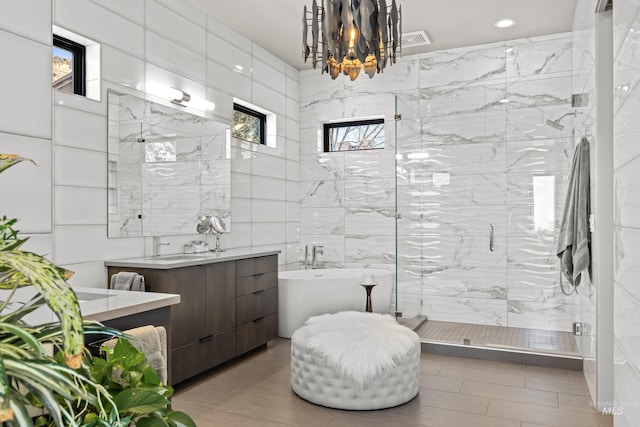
[394,88,576,355]
[394,95,423,319]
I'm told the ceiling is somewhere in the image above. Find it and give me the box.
[184,0,577,71]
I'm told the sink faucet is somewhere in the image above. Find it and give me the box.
[311,245,323,269]
[152,236,170,257]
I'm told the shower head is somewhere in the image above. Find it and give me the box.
[545,111,583,131]
[545,119,564,131]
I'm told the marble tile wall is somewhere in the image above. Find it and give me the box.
[613,0,640,425]
[0,0,300,288]
[300,33,578,331]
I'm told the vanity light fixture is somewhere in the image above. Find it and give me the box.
[143,82,215,111]
[302,0,403,81]
[494,18,516,28]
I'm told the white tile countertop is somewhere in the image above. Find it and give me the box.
[104,249,280,270]
[1,286,180,325]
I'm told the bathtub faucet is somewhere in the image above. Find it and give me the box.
[311,245,324,269]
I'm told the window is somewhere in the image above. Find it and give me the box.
[324,118,385,152]
[232,103,266,145]
[533,175,556,232]
[52,34,85,96]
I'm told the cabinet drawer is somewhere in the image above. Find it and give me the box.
[236,287,277,325]
[236,313,277,354]
[236,271,277,296]
[170,329,236,385]
[236,255,278,278]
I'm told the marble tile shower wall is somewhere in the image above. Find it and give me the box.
[0,0,300,288]
[300,33,579,331]
[613,0,640,425]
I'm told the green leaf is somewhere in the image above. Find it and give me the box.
[166,410,197,427]
[0,154,35,174]
[135,414,170,427]
[112,339,146,369]
[0,322,42,356]
[112,389,169,414]
[0,250,84,368]
[141,364,161,386]
[0,216,27,252]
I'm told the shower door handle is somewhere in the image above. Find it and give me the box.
[489,224,495,252]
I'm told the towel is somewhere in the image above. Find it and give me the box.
[102,325,167,384]
[110,272,145,292]
[556,137,591,288]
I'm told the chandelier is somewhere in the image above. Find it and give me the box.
[303,0,402,81]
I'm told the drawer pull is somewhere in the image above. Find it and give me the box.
[253,289,265,295]
[199,335,215,343]
[253,317,265,323]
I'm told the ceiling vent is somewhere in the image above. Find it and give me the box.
[401,30,432,48]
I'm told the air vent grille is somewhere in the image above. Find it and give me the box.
[401,30,432,48]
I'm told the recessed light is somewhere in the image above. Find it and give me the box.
[494,19,516,28]
[499,98,510,103]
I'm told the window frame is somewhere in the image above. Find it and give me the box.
[323,118,385,153]
[233,103,267,145]
[53,34,86,96]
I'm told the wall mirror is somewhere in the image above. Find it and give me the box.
[107,90,231,238]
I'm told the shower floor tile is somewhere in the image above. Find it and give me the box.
[415,320,579,355]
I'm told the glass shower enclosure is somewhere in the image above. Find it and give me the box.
[393,92,577,355]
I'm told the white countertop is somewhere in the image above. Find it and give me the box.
[104,249,280,270]
[1,286,180,325]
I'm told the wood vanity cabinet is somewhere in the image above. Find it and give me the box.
[236,256,278,354]
[106,254,278,385]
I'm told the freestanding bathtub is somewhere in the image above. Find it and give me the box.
[278,268,393,338]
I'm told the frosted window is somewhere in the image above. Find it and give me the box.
[533,175,555,232]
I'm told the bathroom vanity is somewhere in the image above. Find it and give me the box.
[105,250,279,385]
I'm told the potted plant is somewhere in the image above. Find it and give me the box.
[0,154,195,426]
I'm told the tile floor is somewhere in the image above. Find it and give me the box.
[415,321,579,355]
[172,339,612,427]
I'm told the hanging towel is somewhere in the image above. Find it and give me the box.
[556,137,591,288]
[110,272,145,291]
[102,325,167,384]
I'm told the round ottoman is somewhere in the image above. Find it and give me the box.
[290,311,421,410]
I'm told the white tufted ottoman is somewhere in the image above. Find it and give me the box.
[290,311,421,410]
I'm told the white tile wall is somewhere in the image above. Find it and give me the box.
[155,0,206,27]
[89,0,145,25]
[54,186,106,225]
[614,1,640,424]
[102,46,146,89]
[0,0,300,293]
[146,0,206,56]
[145,30,206,83]
[0,30,52,139]
[54,0,145,58]
[54,106,107,151]
[0,0,52,44]
[206,62,252,100]
[54,225,144,265]
[54,146,107,188]
[0,133,52,233]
